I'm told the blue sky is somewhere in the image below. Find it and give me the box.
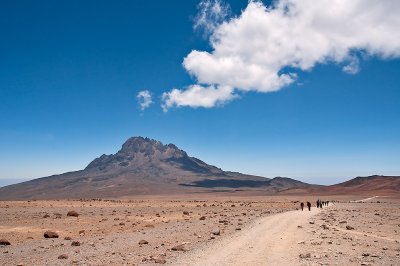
[1,0,400,186]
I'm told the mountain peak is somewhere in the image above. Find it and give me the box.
[120,137,184,155]
[85,136,188,171]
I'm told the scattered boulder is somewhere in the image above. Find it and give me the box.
[171,244,187,251]
[71,241,80,246]
[0,239,11,246]
[67,211,79,217]
[139,240,149,245]
[320,224,329,230]
[43,214,50,218]
[183,211,189,215]
[58,254,68,259]
[211,229,220,236]
[299,253,311,259]
[64,236,72,240]
[199,216,206,220]
[44,231,59,238]
[346,225,355,230]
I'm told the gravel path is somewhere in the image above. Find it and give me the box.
[169,205,323,266]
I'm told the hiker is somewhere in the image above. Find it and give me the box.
[300,202,304,211]
[307,201,311,211]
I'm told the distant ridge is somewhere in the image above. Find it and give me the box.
[0,137,316,200]
[317,175,400,195]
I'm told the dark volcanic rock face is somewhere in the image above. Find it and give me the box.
[85,137,224,176]
[86,137,193,172]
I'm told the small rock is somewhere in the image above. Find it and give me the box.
[71,241,80,246]
[199,216,206,220]
[44,231,59,238]
[346,225,355,230]
[64,236,72,240]
[211,229,220,236]
[171,244,187,251]
[58,254,68,259]
[299,253,311,259]
[183,211,189,215]
[154,258,166,264]
[0,239,11,246]
[139,240,149,245]
[67,211,79,217]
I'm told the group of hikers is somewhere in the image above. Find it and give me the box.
[300,199,330,211]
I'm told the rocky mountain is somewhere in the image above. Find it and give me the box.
[0,137,317,200]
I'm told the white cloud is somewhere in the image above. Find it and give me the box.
[137,90,152,111]
[162,0,400,110]
[162,85,236,112]
[193,0,230,36]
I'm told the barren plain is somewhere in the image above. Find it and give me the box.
[0,195,399,265]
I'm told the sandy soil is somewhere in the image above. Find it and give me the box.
[1,195,399,265]
[170,204,322,265]
[298,196,400,266]
[0,197,296,265]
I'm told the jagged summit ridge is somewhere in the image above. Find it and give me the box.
[120,137,185,156]
[85,137,216,173]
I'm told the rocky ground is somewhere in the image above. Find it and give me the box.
[1,196,399,266]
[298,197,400,265]
[0,197,296,265]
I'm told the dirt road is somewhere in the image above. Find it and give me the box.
[169,205,322,266]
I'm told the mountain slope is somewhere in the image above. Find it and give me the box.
[0,137,316,200]
[319,175,400,195]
